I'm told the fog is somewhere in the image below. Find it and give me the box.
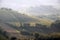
[0,0,60,15]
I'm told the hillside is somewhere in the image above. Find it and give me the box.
[0,8,38,23]
[0,8,54,26]
[0,8,60,34]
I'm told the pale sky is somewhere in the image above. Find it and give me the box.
[0,0,60,15]
[0,0,59,9]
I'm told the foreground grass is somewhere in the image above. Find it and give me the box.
[0,34,8,40]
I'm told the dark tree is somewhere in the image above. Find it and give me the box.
[34,33,40,40]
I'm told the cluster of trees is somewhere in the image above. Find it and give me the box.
[50,20,60,32]
[34,33,60,40]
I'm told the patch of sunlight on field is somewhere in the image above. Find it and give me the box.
[16,30,20,33]
[29,22,36,27]
[39,19,53,26]
[28,15,53,26]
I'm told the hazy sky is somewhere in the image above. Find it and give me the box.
[0,0,60,14]
[0,0,59,9]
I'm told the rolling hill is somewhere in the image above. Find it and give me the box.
[0,8,53,26]
[0,8,39,23]
[0,8,60,34]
